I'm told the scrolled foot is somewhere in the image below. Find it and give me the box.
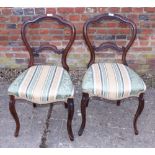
[78,126,84,136]
[86,98,90,107]
[134,129,139,135]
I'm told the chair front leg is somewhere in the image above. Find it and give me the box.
[67,98,74,141]
[78,92,89,136]
[133,93,144,135]
[9,95,20,137]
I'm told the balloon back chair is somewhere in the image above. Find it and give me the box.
[8,15,76,141]
[78,13,146,136]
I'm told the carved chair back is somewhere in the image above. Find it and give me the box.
[83,13,137,68]
[21,15,76,71]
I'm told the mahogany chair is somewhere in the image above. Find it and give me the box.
[78,13,146,136]
[8,15,76,141]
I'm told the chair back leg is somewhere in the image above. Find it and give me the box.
[117,100,121,106]
[33,103,37,108]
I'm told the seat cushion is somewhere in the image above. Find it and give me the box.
[82,63,146,100]
[8,65,74,104]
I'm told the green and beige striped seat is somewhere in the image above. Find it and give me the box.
[8,65,74,104]
[82,63,146,100]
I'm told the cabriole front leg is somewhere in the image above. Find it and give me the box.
[133,93,144,135]
[9,95,20,137]
[67,98,74,141]
[78,93,89,136]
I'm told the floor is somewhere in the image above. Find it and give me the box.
[0,81,155,148]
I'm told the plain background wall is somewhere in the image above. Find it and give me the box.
[0,7,155,75]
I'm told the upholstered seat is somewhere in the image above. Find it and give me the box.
[82,63,146,100]
[8,65,74,104]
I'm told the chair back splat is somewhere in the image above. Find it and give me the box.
[83,13,137,68]
[21,15,76,71]
[9,15,76,141]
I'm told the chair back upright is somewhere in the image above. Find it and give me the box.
[21,15,76,71]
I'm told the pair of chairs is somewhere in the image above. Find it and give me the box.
[8,13,146,141]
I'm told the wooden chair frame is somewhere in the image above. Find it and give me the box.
[9,15,76,141]
[78,13,145,136]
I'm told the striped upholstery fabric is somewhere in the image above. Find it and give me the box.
[82,63,146,100]
[8,65,74,104]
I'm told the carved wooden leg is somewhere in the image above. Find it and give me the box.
[78,93,89,136]
[117,100,121,106]
[133,93,144,135]
[9,95,20,137]
[64,102,68,109]
[67,98,74,141]
[33,103,37,108]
